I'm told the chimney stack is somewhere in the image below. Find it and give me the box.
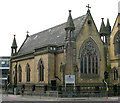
[118,1,120,13]
[118,2,120,30]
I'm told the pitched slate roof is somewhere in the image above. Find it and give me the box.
[18,14,87,55]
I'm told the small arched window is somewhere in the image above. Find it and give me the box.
[38,59,44,82]
[26,63,30,82]
[88,20,92,25]
[18,65,22,82]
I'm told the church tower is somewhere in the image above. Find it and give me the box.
[11,35,17,55]
[64,10,76,75]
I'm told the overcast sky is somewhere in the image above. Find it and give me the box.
[0,0,120,56]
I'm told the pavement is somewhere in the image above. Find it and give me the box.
[1,94,120,102]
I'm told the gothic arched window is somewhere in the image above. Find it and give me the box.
[80,38,100,75]
[113,68,118,80]
[18,65,22,82]
[38,59,44,82]
[114,30,120,55]
[26,63,30,82]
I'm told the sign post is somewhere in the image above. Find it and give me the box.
[65,75,75,89]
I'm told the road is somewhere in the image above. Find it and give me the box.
[1,94,120,103]
[2,101,120,103]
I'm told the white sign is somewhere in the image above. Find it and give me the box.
[65,75,75,84]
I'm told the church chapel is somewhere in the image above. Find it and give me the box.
[10,5,120,92]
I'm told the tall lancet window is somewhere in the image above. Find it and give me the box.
[18,65,22,82]
[38,59,44,82]
[80,38,100,75]
[26,63,30,82]
[114,30,120,55]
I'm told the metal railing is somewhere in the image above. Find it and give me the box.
[2,85,120,97]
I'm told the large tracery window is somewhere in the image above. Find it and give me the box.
[114,30,120,55]
[18,65,22,82]
[38,59,44,82]
[26,63,30,82]
[80,38,100,75]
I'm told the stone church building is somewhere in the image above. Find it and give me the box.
[10,6,120,92]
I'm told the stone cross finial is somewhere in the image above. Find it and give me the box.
[26,30,30,38]
[86,4,91,10]
[69,10,71,13]
[101,18,104,21]
[26,31,29,35]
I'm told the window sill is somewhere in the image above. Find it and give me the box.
[80,74,99,79]
[26,82,30,84]
[38,81,44,83]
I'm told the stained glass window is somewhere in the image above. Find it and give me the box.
[80,38,99,75]
[114,31,120,55]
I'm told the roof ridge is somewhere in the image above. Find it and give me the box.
[30,14,86,37]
